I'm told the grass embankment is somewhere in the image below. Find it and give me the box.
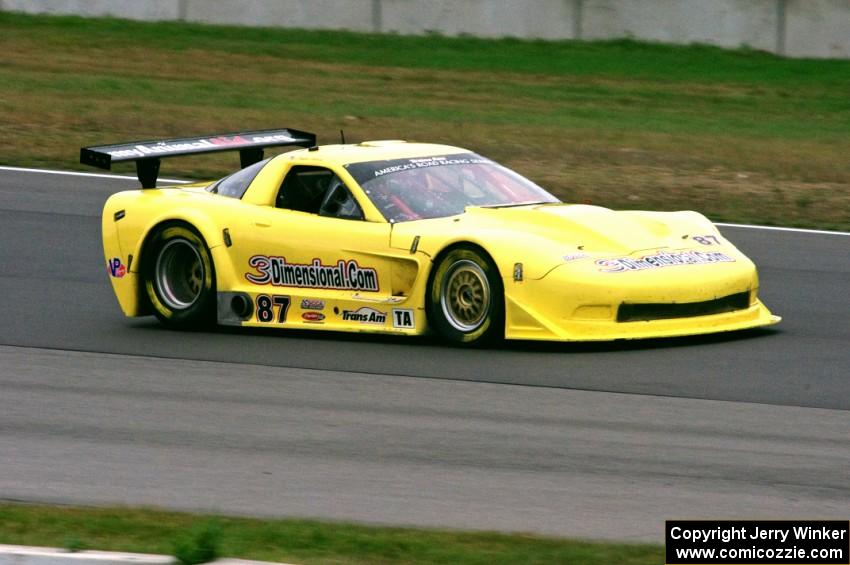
[0,504,662,565]
[1,13,849,230]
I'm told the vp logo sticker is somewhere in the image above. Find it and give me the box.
[107,258,126,278]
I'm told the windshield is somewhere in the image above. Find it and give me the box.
[344,154,559,222]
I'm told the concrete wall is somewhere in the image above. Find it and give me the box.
[184,0,375,32]
[381,0,578,40]
[785,0,850,59]
[581,0,778,52]
[4,0,850,59]
[2,0,181,20]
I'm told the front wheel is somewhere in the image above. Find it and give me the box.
[426,246,504,346]
[143,224,216,328]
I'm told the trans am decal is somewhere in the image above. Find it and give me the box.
[246,256,379,291]
[341,307,387,324]
[596,250,735,273]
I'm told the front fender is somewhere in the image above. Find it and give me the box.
[391,218,564,281]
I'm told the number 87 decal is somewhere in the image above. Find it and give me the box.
[256,294,291,323]
[693,234,721,245]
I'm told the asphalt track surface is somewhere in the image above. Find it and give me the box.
[0,167,848,541]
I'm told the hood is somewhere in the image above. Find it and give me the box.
[462,204,696,254]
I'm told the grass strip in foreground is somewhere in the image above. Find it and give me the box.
[0,503,662,565]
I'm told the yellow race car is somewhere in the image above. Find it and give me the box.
[82,128,780,345]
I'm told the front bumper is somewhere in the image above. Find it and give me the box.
[503,260,780,341]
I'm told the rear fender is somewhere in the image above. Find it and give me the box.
[106,204,224,317]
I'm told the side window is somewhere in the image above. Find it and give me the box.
[318,177,364,220]
[276,166,333,214]
[208,158,270,199]
[276,166,363,220]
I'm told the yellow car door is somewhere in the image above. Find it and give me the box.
[227,163,398,330]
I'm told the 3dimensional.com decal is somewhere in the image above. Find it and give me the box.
[246,256,379,291]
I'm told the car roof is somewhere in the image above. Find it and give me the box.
[274,140,474,166]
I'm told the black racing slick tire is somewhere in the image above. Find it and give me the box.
[143,224,216,329]
[426,246,504,346]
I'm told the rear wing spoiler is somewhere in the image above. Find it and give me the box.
[80,128,317,188]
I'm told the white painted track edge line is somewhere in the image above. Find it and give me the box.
[0,545,297,565]
[714,222,850,236]
[0,165,191,184]
[2,166,849,236]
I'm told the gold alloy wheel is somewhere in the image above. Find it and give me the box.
[440,259,491,332]
[154,238,204,310]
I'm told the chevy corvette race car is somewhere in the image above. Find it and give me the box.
[82,128,780,345]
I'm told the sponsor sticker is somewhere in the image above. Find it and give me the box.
[342,307,387,324]
[563,253,589,262]
[302,312,325,322]
[344,154,493,184]
[370,156,492,179]
[246,256,379,292]
[300,298,325,310]
[596,250,735,273]
[107,133,297,160]
[392,309,415,329]
[107,257,126,278]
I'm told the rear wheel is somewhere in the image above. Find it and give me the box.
[144,224,216,328]
[426,246,503,346]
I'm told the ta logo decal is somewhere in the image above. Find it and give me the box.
[392,309,415,329]
[108,257,126,278]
